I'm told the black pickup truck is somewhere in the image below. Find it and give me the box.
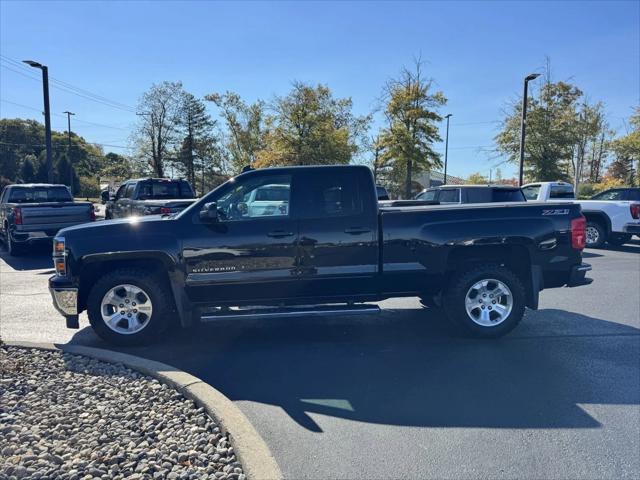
[49,165,592,345]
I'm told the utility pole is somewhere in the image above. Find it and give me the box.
[23,60,53,183]
[518,73,540,186]
[443,114,452,185]
[63,111,75,194]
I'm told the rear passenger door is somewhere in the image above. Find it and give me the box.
[294,168,379,298]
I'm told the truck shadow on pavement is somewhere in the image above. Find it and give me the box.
[67,307,640,433]
[0,246,52,271]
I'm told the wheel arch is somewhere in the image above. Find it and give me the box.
[445,244,538,309]
[582,210,611,235]
[77,251,191,327]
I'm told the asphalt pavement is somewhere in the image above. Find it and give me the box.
[1,241,639,479]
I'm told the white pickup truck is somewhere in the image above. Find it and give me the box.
[522,182,640,248]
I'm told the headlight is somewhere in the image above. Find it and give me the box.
[52,237,67,276]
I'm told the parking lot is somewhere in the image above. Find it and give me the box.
[1,241,639,479]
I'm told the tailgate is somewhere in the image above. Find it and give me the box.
[20,203,92,229]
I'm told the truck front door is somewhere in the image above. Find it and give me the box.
[182,172,300,304]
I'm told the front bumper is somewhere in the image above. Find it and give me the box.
[49,275,79,328]
[622,223,640,234]
[567,263,593,287]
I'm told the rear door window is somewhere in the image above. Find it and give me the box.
[549,185,575,199]
[297,171,364,218]
[437,189,460,204]
[492,189,526,202]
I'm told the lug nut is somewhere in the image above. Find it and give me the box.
[120,311,125,315]
[133,309,137,313]
[132,302,136,306]
[492,300,496,304]
[481,305,485,309]
[483,294,487,297]
[127,313,132,317]
[488,306,492,310]
[119,304,124,308]
[125,299,130,303]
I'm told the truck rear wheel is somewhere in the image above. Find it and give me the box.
[443,264,526,338]
[585,221,606,248]
[87,268,172,346]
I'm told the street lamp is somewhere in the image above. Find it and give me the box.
[63,111,75,194]
[518,73,540,186]
[443,114,452,185]
[24,60,53,183]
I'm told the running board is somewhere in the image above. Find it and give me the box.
[199,304,380,322]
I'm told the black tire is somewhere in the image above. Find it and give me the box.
[87,267,173,346]
[6,231,22,256]
[607,233,632,247]
[585,221,606,248]
[443,264,526,338]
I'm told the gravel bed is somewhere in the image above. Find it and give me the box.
[0,346,245,480]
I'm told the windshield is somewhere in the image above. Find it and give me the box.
[416,190,437,201]
[8,186,72,203]
[139,180,194,199]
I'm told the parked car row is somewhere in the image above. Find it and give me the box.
[47,165,594,346]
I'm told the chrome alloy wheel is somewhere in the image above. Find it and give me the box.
[585,225,600,246]
[464,279,513,327]
[100,284,153,335]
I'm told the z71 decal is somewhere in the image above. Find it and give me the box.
[542,209,570,216]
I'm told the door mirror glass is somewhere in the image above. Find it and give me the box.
[199,202,219,222]
[100,191,110,204]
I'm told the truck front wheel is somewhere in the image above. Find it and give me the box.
[87,268,172,346]
[443,264,526,338]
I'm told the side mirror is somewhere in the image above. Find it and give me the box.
[199,202,219,222]
[100,191,110,204]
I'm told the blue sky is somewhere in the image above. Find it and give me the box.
[1,0,638,178]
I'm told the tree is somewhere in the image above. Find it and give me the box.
[134,81,184,177]
[19,155,37,183]
[495,66,582,183]
[378,60,447,198]
[205,91,265,174]
[101,152,134,179]
[253,82,369,168]
[54,152,80,194]
[608,106,640,185]
[177,92,216,186]
[467,172,489,184]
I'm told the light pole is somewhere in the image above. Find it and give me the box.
[23,60,53,183]
[443,113,452,185]
[63,111,75,194]
[518,73,540,186]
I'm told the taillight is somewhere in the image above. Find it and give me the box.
[13,207,22,225]
[630,203,640,220]
[160,207,172,215]
[89,206,96,221]
[571,215,586,250]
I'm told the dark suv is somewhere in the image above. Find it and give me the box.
[415,185,526,204]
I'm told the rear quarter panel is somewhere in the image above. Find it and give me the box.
[379,202,583,293]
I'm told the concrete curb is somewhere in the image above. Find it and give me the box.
[5,341,283,480]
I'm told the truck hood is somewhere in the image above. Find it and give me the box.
[58,214,174,238]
